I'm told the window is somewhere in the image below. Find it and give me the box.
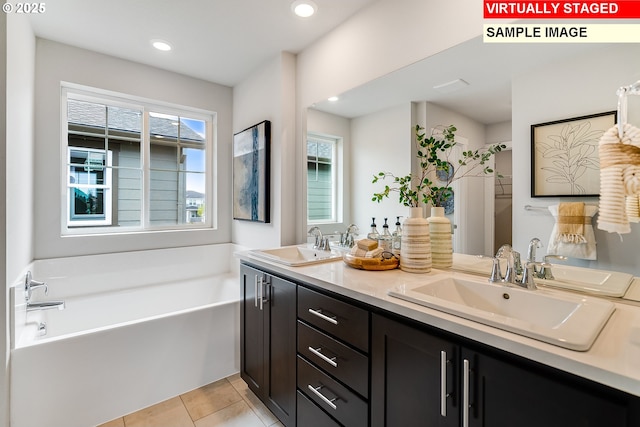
[307,133,338,223]
[63,86,214,233]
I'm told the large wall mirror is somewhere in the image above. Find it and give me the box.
[304,36,640,274]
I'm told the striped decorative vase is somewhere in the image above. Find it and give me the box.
[428,206,453,269]
[400,207,432,273]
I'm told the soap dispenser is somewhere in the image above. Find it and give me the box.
[379,218,392,252]
[392,216,402,256]
[367,218,380,241]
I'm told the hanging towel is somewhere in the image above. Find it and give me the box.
[597,123,640,234]
[548,204,598,260]
[627,194,640,223]
[557,202,586,243]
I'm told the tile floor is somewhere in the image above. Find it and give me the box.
[99,373,282,427]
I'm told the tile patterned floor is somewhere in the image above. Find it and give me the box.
[99,374,283,427]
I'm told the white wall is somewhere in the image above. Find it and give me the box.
[232,52,297,249]
[3,15,36,425]
[512,44,640,275]
[306,108,352,235]
[0,12,7,427]
[34,39,233,259]
[295,0,485,241]
[352,103,413,233]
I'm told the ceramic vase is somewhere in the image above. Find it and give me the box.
[400,207,432,273]
[428,206,453,269]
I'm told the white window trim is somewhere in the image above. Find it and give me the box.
[61,83,216,235]
[307,132,341,225]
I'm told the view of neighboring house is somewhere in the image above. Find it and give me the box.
[66,97,207,228]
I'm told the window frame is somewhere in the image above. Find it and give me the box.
[67,147,113,227]
[61,84,216,235]
[306,132,341,225]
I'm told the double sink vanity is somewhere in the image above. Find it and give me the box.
[239,245,640,427]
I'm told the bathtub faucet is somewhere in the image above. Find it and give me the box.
[26,301,65,312]
[24,271,48,302]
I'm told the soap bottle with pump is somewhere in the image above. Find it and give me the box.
[367,217,380,241]
[392,216,402,256]
[379,218,392,252]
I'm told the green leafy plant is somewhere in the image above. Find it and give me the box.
[372,124,506,207]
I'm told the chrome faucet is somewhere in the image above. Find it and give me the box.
[27,301,66,312]
[344,224,359,248]
[308,226,330,251]
[526,238,543,275]
[492,244,521,284]
[308,226,323,248]
[25,271,48,302]
[24,271,65,311]
[537,255,567,280]
[518,262,540,290]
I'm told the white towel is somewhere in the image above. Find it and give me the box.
[627,194,640,223]
[548,204,598,260]
[597,123,640,234]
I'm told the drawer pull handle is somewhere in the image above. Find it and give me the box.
[307,384,338,410]
[308,346,338,368]
[441,350,448,417]
[463,358,470,427]
[308,308,338,325]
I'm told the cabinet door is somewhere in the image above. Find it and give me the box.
[371,314,458,427]
[264,274,297,427]
[463,348,635,427]
[240,264,265,394]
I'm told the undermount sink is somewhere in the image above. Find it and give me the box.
[249,244,344,266]
[388,275,615,351]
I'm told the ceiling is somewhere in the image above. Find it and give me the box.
[26,1,616,125]
[26,0,378,87]
[311,38,612,124]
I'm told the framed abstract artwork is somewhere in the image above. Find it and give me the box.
[233,120,271,222]
[531,111,616,197]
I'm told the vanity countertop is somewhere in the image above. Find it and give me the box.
[237,251,640,398]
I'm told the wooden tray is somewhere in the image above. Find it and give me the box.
[343,253,399,270]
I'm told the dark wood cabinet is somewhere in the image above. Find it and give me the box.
[296,286,370,427]
[240,264,297,427]
[241,262,640,427]
[463,347,635,427]
[371,313,458,427]
[372,313,640,427]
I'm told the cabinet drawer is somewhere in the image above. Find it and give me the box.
[297,390,341,427]
[298,286,369,352]
[298,321,369,398]
[298,356,368,427]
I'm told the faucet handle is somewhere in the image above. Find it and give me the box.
[520,262,541,290]
[503,252,518,284]
[25,271,48,302]
[489,257,503,283]
[539,255,567,280]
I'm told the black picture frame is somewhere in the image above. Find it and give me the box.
[531,111,616,197]
[233,120,271,222]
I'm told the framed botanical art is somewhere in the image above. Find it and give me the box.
[531,111,616,197]
[233,120,271,222]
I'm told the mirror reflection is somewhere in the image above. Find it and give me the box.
[305,36,640,277]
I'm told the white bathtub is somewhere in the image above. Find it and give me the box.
[10,244,243,427]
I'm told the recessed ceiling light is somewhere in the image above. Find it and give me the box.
[328,96,339,102]
[151,39,172,52]
[291,0,317,18]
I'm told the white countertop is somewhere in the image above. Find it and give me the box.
[237,250,640,398]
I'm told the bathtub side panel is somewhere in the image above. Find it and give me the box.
[10,301,240,427]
